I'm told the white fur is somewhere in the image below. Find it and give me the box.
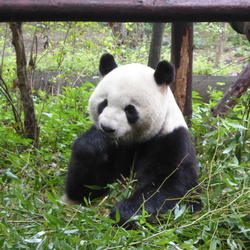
[89,63,187,143]
[62,194,81,205]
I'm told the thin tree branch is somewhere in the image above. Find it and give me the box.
[212,62,250,117]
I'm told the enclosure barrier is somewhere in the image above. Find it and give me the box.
[0,0,250,22]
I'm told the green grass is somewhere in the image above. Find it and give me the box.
[1,84,250,249]
[0,21,250,249]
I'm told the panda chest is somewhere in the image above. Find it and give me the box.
[108,144,137,178]
[108,142,150,179]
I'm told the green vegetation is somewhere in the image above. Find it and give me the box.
[1,22,249,76]
[0,22,249,249]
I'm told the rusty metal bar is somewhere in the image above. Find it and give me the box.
[0,0,250,22]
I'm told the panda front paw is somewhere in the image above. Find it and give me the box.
[73,126,110,158]
[110,199,139,229]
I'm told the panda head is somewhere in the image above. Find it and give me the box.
[89,53,187,143]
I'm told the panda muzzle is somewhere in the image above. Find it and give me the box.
[100,124,116,134]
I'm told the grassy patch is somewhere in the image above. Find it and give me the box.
[1,84,249,249]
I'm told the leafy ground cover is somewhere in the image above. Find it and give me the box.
[0,83,249,249]
[0,21,250,249]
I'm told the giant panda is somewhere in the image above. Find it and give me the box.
[64,53,201,228]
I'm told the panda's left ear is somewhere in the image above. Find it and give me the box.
[154,61,175,85]
[99,53,118,76]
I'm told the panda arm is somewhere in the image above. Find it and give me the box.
[135,127,199,194]
[110,127,201,228]
[71,125,110,157]
[64,125,115,204]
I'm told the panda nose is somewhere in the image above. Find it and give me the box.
[101,124,116,134]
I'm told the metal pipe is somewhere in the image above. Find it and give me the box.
[0,0,250,22]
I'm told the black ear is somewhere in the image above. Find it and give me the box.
[99,53,118,76]
[154,61,175,85]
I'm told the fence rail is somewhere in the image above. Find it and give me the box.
[1,0,250,22]
[30,71,236,102]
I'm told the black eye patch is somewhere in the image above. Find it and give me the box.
[98,99,108,114]
[125,104,139,124]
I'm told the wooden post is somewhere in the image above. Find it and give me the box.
[171,22,193,123]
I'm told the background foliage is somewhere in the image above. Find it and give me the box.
[1,22,249,75]
[0,22,249,249]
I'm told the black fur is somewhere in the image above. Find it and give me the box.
[98,99,108,115]
[99,53,118,76]
[124,104,139,124]
[154,60,175,85]
[65,126,201,228]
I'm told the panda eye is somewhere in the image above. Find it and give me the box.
[124,104,139,124]
[98,99,108,115]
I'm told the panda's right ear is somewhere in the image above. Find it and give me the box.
[154,60,175,85]
[99,53,118,76]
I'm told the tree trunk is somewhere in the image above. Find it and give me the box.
[214,23,226,68]
[109,22,127,44]
[212,62,250,117]
[171,22,193,124]
[148,23,166,69]
[10,22,39,147]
